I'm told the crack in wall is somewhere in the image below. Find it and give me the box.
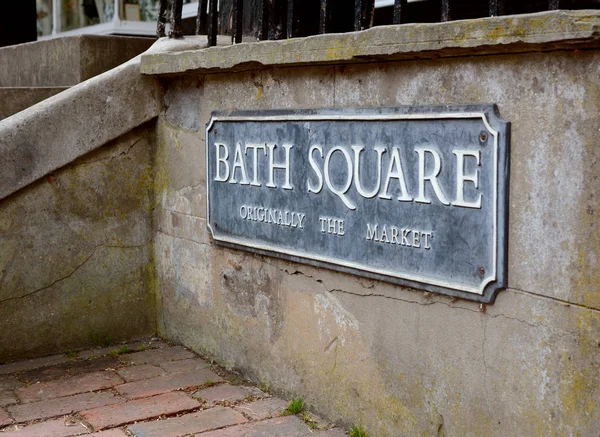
[0,243,148,305]
[254,258,592,339]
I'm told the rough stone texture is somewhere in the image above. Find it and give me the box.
[0,125,156,361]
[81,391,200,430]
[8,391,122,422]
[141,11,600,76]
[153,38,600,437]
[127,406,247,437]
[0,54,163,201]
[0,87,68,121]
[0,35,154,87]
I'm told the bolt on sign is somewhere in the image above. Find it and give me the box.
[206,106,510,303]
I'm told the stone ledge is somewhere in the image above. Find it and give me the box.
[140,10,600,76]
[0,56,163,201]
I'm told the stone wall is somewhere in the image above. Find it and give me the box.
[148,13,600,437]
[0,52,163,361]
[0,124,157,361]
[0,10,597,436]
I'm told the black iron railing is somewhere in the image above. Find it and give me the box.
[157,0,598,45]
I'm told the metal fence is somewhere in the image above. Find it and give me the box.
[157,0,599,45]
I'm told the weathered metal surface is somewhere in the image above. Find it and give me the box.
[206,106,509,303]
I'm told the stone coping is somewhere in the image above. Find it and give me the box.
[140,10,600,76]
[0,56,163,201]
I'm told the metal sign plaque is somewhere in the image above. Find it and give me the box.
[206,106,509,303]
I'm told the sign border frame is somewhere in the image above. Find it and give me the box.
[205,105,510,304]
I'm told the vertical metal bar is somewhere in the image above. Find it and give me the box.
[232,0,244,43]
[354,0,362,32]
[256,0,269,40]
[319,0,329,34]
[287,0,296,38]
[196,0,208,35]
[268,0,286,40]
[171,0,184,38]
[393,0,407,24]
[441,0,450,22]
[208,0,219,46]
[489,0,504,16]
[52,0,61,35]
[548,0,560,9]
[157,0,168,37]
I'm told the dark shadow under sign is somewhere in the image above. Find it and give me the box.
[206,105,510,303]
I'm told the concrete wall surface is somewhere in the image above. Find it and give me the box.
[0,124,157,360]
[0,35,154,87]
[0,10,598,437]
[0,87,68,121]
[148,12,600,437]
[0,51,162,361]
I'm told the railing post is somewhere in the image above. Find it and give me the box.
[157,0,168,37]
[196,0,208,35]
[489,0,505,16]
[256,0,269,40]
[319,0,331,34]
[170,0,184,38]
[207,0,219,46]
[441,0,450,22]
[393,0,407,24]
[232,0,244,43]
[287,0,298,39]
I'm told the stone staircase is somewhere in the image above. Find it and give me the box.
[0,35,154,121]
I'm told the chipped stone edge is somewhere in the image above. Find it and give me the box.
[140,10,600,76]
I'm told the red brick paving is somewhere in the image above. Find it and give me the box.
[81,391,200,430]
[159,358,210,374]
[116,369,223,399]
[198,416,310,436]
[116,364,166,382]
[19,356,120,384]
[16,371,123,403]
[0,417,90,437]
[88,430,129,437]
[0,390,18,407]
[0,340,347,436]
[127,405,247,437]
[118,346,194,366]
[234,397,289,421]
[8,391,122,422]
[193,385,257,405]
[0,376,22,391]
[0,407,12,426]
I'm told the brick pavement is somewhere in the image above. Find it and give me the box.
[0,339,347,436]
